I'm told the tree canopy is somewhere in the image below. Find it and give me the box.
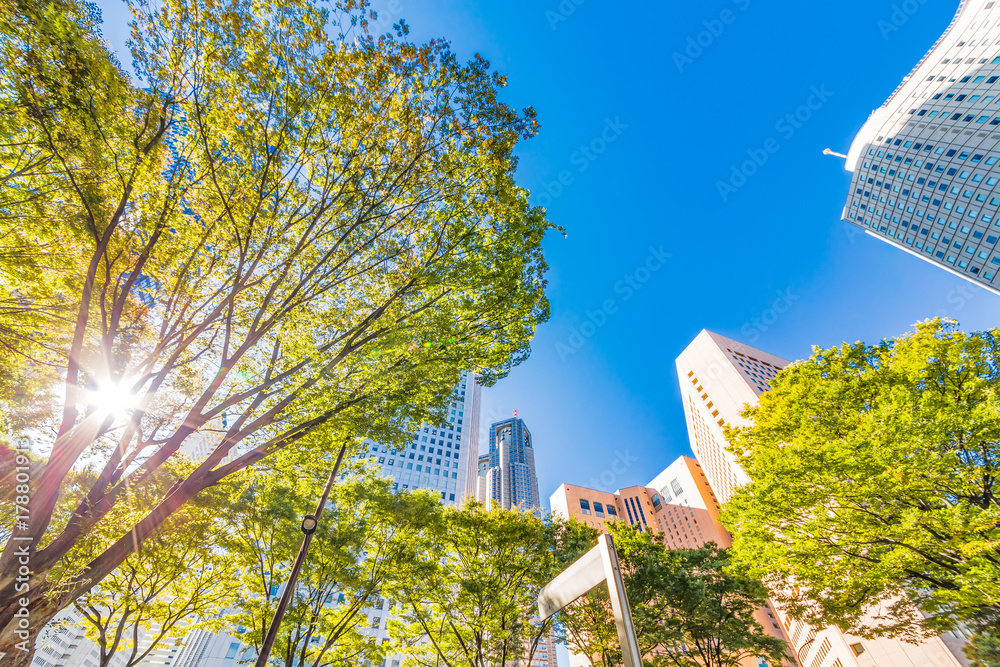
[722,319,1000,640]
[0,0,555,656]
[391,503,595,667]
[226,454,442,667]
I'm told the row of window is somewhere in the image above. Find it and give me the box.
[909,109,1000,123]
[855,194,999,222]
[579,498,619,518]
[851,216,999,279]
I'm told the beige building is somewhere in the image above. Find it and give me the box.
[550,456,731,550]
[677,330,969,667]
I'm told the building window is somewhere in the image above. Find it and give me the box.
[579,499,591,515]
[850,643,865,656]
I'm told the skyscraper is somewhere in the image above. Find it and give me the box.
[363,370,482,506]
[841,0,1000,293]
[675,330,788,506]
[482,416,540,512]
[347,370,484,667]
[677,330,968,667]
[473,415,556,667]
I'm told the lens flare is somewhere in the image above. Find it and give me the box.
[88,380,139,421]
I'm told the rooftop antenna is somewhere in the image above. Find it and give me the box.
[823,148,848,159]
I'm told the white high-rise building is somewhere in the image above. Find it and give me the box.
[351,371,484,667]
[362,370,482,506]
[841,0,1000,294]
[677,330,970,667]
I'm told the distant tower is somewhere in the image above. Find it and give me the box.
[484,417,539,512]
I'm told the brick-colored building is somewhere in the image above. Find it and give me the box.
[550,455,787,667]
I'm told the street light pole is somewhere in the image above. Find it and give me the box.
[254,443,348,667]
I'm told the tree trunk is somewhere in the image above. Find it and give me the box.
[0,584,67,667]
[0,471,212,659]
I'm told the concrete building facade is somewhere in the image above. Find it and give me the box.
[841,0,1000,294]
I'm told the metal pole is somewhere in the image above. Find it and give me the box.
[254,443,348,667]
[537,532,642,667]
[599,533,642,667]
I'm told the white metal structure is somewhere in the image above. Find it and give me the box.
[537,533,642,667]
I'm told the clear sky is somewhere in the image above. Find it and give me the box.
[94,0,998,507]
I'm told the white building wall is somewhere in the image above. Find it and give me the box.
[365,371,480,506]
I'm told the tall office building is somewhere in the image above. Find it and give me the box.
[841,0,1000,294]
[363,370,482,506]
[474,415,554,667]
[677,330,969,667]
[550,456,786,667]
[350,370,484,667]
[675,330,788,506]
[481,416,540,512]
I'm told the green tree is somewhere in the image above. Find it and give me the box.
[70,499,238,667]
[0,0,100,429]
[561,525,787,667]
[391,504,595,667]
[226,454,442,667]
[0,0,556,655]
[722,319,1000,639]
[967,628,1000,667]
[559,587,621,667]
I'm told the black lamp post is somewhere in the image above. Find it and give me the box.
[254,443,348,667]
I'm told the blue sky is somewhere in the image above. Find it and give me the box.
[95,0,998,507]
